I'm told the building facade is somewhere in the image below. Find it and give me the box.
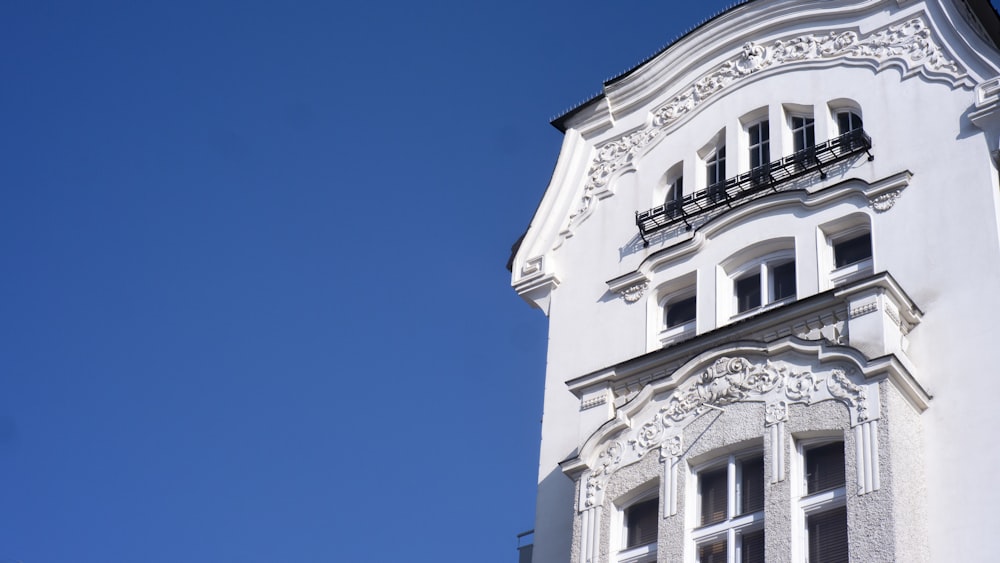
[509,1,1000,561]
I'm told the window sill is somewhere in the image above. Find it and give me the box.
[730,296,796,322]
[617,542,656,563]
[658,320,696,347]
[831,258,874,287]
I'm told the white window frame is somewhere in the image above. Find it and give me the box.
[729,250,797,319]
[789,114,815,153]
[828,227,873,287]
[689,450,766,563]
[747,119,771,172]
[792,437,848,563]
[613,488,659,563]
[660,289,697,346]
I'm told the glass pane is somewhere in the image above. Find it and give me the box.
[739,457,764,515]
[625,498,658,548]
[736,273,761,312]
[833,233,872,268]
[808,506,849,563]
[741,529,765,563]
[806,442,846,494]
[700,467,728,526]
[771,261,796,301]
[699,539,728,563]
[666,295,696,328]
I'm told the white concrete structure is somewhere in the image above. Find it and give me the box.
[510,1,1000,561]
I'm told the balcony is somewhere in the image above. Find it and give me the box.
[636,129,873,245]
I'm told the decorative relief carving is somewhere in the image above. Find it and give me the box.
[585,441,623,508]
[849,302,879,319]
[558,16,958,245]
[870,190,902,212]
[579,357,877,506]
[765,400,789,426]
[581,395,608,411]
[619,281,649,303]
[828,369,869,422]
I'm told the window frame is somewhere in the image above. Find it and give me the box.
[660,289,697,345]
[706,145,727,202]
[614,488,660,563]
[690,450,766,563]
[789,114,816,170]
[729,250,797,319]
[827,226,873,287]
[793,437,848,563]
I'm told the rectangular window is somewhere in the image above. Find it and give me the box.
[700,467,729,526]
[665,295,696,329]
[807,506,848,563]
[799,441,848,563]
[771,261,796,302]
[694,454,765,563]
[735,274,762,313]
[833,233,871,268]
[625,498,658,548]
[791,116,816,169]
[699,540,727,563]
[791,116,815,153]
[805,442,846,494]
[666,177,684,218]
[740,529,765,563]
[707,147,727,202]
[837,111,863,134]
[748,121,770,170]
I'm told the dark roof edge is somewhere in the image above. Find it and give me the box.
[549,1,754,132]
[967,0,1000,50]
[551,0,1000,133]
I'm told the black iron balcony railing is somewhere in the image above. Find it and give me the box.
[636,129,873,244]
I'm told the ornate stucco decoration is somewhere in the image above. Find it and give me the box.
[619,280,649,303]
[579,356,881,508]
[556,15,967,246]
[870,190,902,212]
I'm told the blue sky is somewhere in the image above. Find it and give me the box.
[2,2,995,562]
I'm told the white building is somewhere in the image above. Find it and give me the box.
[509,1,1000,561]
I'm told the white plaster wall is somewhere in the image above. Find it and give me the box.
[519,1,1000,560]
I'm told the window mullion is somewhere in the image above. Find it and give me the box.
[760,264,771,305]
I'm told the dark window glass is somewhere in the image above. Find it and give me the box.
[792,116,816,152]
[741,529,765,563]
[625,498,658,548]
[837,111,863,134]
[808,506,849,563]
[739,457,765,515]
[700,467,728,526]
[771,261,796,301]
[666,177,684,218]
[699,539,728,563]
[806,442,846,494]
[666,295,696,328]
[833,233,872,268]
[736,273,761,313]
